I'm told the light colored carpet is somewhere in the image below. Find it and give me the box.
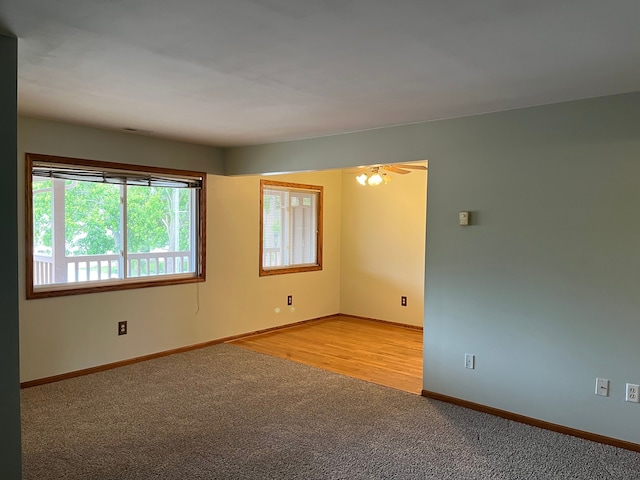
[21,344,639,479]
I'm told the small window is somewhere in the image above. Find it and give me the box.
[26,153,206,298]
[260,179,323,276]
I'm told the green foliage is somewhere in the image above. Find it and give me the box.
[32,180,52,252]
[127,186,169,253]
[64,181,120,255]
[127,186,192,253]
[32,179,193,257]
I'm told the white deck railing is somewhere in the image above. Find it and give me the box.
[34,255,54,285]
[262,247,282,267]
[33,251,192,286]
[127,251,191,278]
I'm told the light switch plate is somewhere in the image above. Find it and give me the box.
[465,353,475,369]
[459,211,470,226]
[595,378,609,397]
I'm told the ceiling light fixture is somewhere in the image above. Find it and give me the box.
[355,167,393,187]
[368,172,383,186]
[354,163,426,186]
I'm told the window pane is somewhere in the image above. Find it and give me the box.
[32,179,52,256]
[32,179,54,286]
[290,192,317,265]
[260,180,323,276]
[64,180,121,282]
[27,153,206,299]
[263,191,283,267]
[127,185,194,277]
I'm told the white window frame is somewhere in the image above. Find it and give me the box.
[259,179,323,276]
[26,153,206,299]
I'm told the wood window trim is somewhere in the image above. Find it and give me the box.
[25,153,207,299]
[259,179,323,277]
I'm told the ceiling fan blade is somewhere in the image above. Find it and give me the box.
[384,165,410,174]
[393,164,427,170]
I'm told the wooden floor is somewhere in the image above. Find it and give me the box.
[227,315,423,394]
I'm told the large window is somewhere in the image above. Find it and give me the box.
[26,153,206,298]
[260,179,323,276]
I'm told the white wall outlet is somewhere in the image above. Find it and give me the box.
[595,378,609,397]
[465,353,475,369]
[625,383,639,403]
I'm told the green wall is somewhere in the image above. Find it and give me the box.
[19,117,225,175]
[0,33,22,479]
[224,92,640,443]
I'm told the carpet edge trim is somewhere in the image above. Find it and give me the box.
[421,389,640,453]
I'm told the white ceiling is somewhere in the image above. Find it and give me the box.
[2,0,639,147]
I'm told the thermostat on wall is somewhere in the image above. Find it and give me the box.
[459,211,470,226]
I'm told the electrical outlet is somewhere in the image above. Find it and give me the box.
[595,378,609,397]
[625,383,639,403]
[118,321,127,336]
[465,354,475,369]
[401,296,407,307]
[287,295,293,306]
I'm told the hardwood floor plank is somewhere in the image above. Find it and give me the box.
[227,315,423,394]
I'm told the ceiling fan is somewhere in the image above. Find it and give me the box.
[352,163,427,186]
